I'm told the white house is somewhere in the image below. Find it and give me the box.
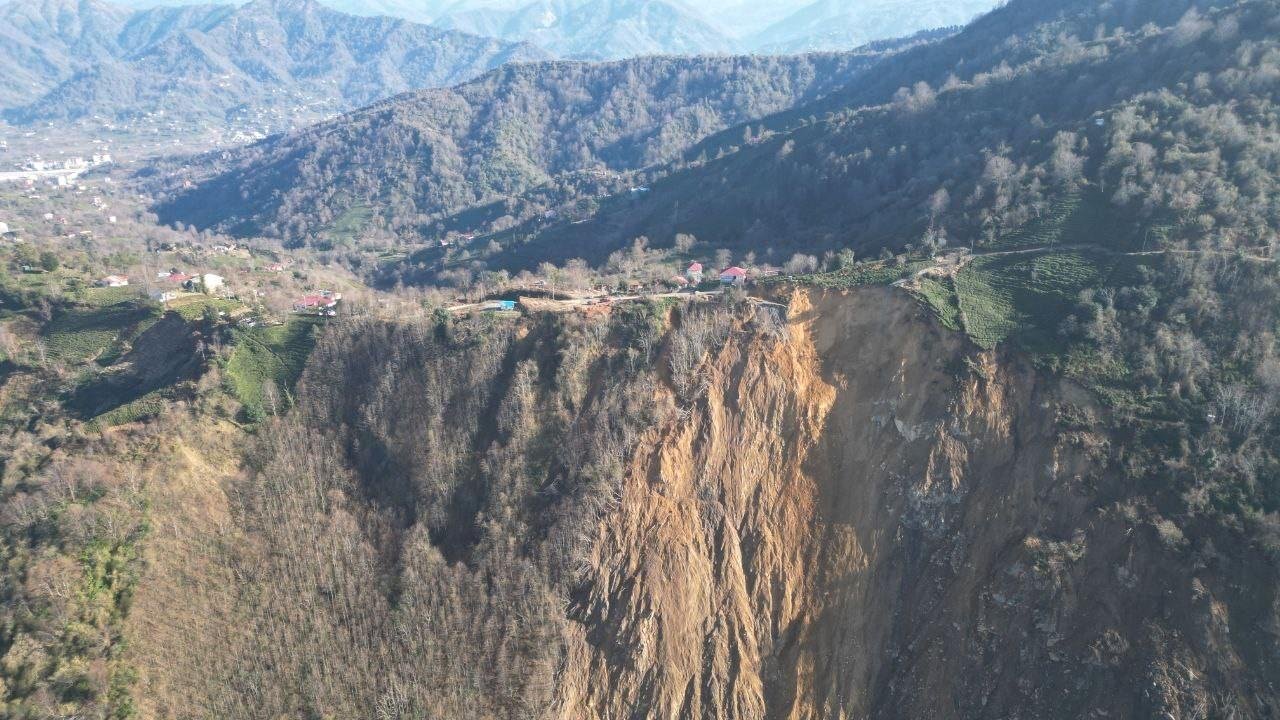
[98,275,129,287]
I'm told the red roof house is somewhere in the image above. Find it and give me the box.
[294,295,339,313]
[719,266,748,285]
[686,262,704,282]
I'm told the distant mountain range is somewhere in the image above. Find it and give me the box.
[0,0,547,127]
[426,0,1000,58]
[750,0,998,53]
[433,0,736,59]
[99,0,1004,60]
[0,0,1005,134]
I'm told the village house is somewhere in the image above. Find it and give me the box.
[97,275,129,287]
[294,294,340,314]
[719,266,748,286]
[150,289,178,303]
[686,262,703,284]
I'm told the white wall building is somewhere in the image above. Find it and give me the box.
[202,273,225,292]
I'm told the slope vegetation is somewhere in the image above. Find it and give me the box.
[151,49,913,241]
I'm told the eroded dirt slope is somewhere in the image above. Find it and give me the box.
[557,287,1275,718]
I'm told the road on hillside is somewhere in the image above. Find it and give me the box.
[897,244,1275,289]
[446,288,728,314]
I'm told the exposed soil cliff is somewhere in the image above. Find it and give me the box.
[557,288,1275,718]
[127,287,1278,718]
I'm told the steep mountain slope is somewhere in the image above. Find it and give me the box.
[1,0,548,127]
[150,48,912,241]
[95,283,1279,717]
[434,0,736,59]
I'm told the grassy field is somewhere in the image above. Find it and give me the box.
[323,204,373,248]
[224,318,323,419]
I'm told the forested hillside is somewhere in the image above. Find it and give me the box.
[151,47,925,242]
[0,0,140,107]
[157,0,1279,286]
[482,0,1279,270]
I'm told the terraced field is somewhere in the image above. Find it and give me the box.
[224,318,323,420]
[167,295,243,321]
[985,190,1116,252]
[914,276,962,331]
[42,301,162,364]
[912,248,1145,353]
[81,286,144,307]
[776,258,932,290]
